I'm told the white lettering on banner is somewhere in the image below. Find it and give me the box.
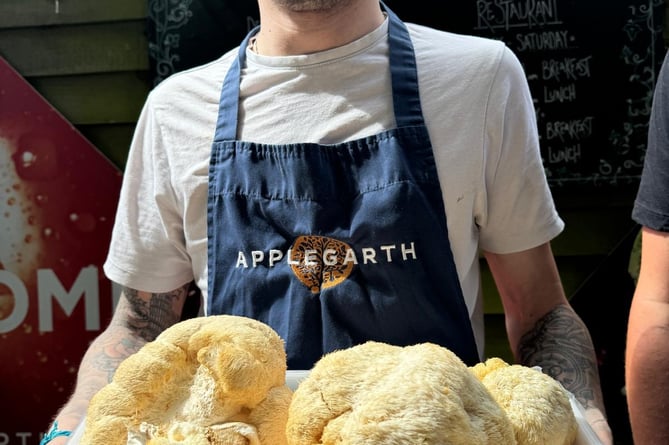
[236,242,418,268]
[0,271,29,333]
[38,266,100,331]
[112,280,123,310]
[0,267,112,334]
[0,431,34,445]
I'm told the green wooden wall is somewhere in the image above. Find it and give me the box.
[0,0,150,168]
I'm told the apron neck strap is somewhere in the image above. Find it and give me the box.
[215,2,425,141]
[214,28,254,141]
[382,1,425,128]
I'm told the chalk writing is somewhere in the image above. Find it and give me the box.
[548,143,582,164]
[515,30,574,52]
[546,117,594,142]
[148,0,194,86]
[541,56,592,81]
[543,83,576,103]
[598,0,663,186]
[476,0,562,31]
[469,0,663,186]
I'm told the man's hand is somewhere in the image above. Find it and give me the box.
[43,283,192,445]
[584,407,613,445]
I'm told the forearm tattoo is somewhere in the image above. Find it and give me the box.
[518,305,602,410]
[63,285,189,401]
[119,286,185,342]
[91,335,146,382]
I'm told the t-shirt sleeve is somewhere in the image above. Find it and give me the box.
[103,92,195,292]
[477,46,564,254]
[632,50,669,232]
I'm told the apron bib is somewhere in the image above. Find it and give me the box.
[207,3,479,369]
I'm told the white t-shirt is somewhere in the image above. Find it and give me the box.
[103,19,564,355]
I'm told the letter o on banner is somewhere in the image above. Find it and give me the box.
[0,270,29,334]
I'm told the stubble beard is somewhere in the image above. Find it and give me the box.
[274,0,354,13]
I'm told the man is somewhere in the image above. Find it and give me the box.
[42,1,612,443]
[626,50,669,444]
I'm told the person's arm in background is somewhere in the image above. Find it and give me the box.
[625,227,669,444]
[485,242,613,445]
[42,284,190,445]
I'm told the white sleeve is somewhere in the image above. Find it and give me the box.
[103,92,194,292]
[476,47,564,254]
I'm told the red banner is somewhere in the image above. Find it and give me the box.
[0,56,122,444]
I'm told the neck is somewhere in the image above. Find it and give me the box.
[255,0,385,56]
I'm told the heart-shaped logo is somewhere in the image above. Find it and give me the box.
[289,235,354,293]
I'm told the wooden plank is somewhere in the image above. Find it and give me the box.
[77,123,138,169]
[482,255,607,314]
[0,21,149,76]
[552,207,637,257]
[27,72,150,125]
[0,0,146,28]
[484,314,513,362]
[666,0,669,44]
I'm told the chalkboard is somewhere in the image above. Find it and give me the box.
[147,0,665,188]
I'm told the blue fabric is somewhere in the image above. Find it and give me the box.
[633,50,669,232]
[40,422,71,445]
[207,2,479,369]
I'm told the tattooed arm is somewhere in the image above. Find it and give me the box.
[484,242,613,445]
[45,283,191,444]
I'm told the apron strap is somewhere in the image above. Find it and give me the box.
[381,1,425,128]
[214,2,426,141]
[214,27,257,141]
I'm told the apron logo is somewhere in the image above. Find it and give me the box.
[235,236,418,294]
[290,235,354,293]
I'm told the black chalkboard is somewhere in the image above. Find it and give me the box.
[147,0,665,188]
[147,1,259,82]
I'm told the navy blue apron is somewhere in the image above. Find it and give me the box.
[207,3,479,369]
